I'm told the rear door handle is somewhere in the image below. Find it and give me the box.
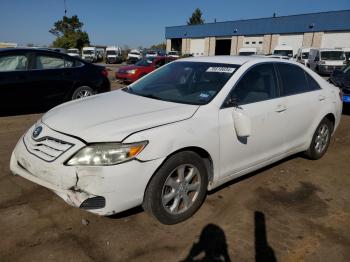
[275,104,287,113]
[318,95,326,101]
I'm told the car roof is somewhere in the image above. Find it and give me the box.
[177,55,294,65]
[0,47,65,54]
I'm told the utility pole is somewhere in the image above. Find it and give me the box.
[64,0,67,16]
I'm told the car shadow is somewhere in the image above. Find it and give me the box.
[181,211,276,261]
[208,154,299,195]
[107,206,144,219]
[342,104,350,115]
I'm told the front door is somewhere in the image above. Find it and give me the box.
[218,63,286,179]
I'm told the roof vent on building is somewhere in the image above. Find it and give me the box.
[233,28,238,33]
[309,23,315,29]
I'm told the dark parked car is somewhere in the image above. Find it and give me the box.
[0,48,110,112]
[329,64,350,104]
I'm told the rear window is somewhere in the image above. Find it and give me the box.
[277,63,313,95]
[35,54,76,69]
[305,73,321,90]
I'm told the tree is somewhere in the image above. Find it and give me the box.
[187,8,205,25]
[150,42,166,50]
[49,15,90,50]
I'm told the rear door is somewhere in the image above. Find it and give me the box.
[0,51,32,110]
[275,62,324,150]
[31,52,77,106]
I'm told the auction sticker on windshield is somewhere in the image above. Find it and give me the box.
[206,67,236,73]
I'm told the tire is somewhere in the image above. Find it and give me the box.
[305,118,333,160]
[71,86,94,100]
[143,151,208,225]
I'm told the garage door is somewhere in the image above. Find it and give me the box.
[190,38,205,57]
[322,32,350,48]
[278,34,303,55]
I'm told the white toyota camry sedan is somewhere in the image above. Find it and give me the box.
[10,56,342,224]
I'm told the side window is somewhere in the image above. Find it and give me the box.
[36,55,65,69]
[277,63,310,95]
[0,54,28,72]
[305,73,321,90]
[227,63,278,106]
[64,58,74,68]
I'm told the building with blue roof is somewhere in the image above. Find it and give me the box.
[165,10,350,56]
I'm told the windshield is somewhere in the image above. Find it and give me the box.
[83,50,94,54]
[147,51,157,55]
[135,57,155,66]
[239,52,255,56]
[321,51,344,60]
[68,50,78,54]
[107,50,117,55]
[273,50,293,57]
[301,52,309,59]
[130,52,140,55]
[124,62,239,105]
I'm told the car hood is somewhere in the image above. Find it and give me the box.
[42,90,199,142]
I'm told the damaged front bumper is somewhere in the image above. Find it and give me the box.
[10,123,165,216]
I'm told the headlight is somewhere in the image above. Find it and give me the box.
[126,69,136,74]
[66,142,147,166]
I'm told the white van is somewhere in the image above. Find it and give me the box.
[96,48,105,61]
[308,48,346,75]
[273,45,293,58]
[106,46,122,64]
[239,47,257,56]
[127,49,142,64]
[296,47,311,66]
[342,47,350,62]
[82,47,98,63]
[67,48,80,58]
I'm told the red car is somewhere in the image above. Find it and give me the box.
[115,56,176,83]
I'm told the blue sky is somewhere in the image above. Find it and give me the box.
[0,0,349,48]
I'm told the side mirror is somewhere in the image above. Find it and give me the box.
[232,109,251,137]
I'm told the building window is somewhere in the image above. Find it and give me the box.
[259,41,263,44]
[245,41,249,44]
[252,41,256,44]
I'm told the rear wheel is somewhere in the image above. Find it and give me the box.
[305,118,333,160]
[71,86,94,100]
[143,151,208,224]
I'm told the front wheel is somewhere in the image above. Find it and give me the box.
[71,86,94,100]
[143,151,208,224]
[305,118,333,160]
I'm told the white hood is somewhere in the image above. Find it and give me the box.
[42,90,199,142]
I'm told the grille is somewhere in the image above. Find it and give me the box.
[24,136,74,162]
[80,196,106,210]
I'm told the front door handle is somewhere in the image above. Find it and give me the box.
[275,104,287,113]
